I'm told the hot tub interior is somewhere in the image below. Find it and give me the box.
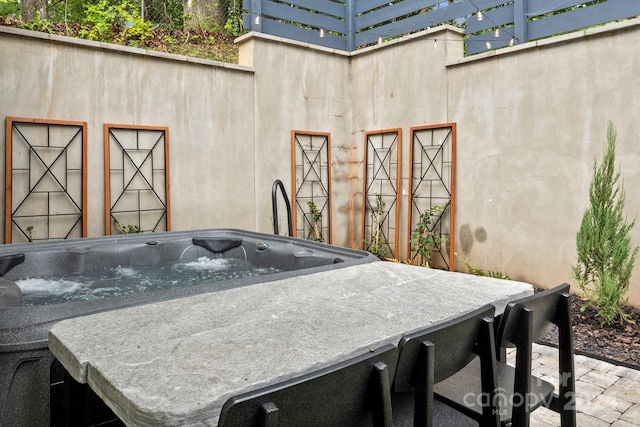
[2,231,360,307]
[0,229,377,427]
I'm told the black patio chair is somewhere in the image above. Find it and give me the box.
[217,344,398,427]
[392,304,500,427]
[434,283,577,427]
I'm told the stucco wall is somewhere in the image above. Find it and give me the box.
[0,27,256,237]
[238,35,353,245]
[237,22,640,306]
[237,27,463,250]
[446,21,640,305]
[3,19,640,306]
[348,29,463,254]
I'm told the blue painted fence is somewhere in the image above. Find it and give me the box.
[243,0,640,54]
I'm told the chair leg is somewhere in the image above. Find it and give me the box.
[372,361,394,427]
[557,293,577,427]
[413,341,435,427]
[512,308,533,427]
[478,317,500,427]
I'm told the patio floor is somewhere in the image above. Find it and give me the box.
[517,344,640,427]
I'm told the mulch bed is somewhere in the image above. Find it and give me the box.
[540,293,640,370]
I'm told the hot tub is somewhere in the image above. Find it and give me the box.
[0,229,377,426]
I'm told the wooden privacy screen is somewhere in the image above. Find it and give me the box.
[104,124,171,235]
[5,117,87,243]
[362,129,402,259]
[408,123,456,271]
[291,131,332,243]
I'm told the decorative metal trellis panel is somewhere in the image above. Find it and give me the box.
[4,117,87,243]
[104,124,171,235]
[291,131,332,243]
[362,129,401,259]
[408,123,456,271]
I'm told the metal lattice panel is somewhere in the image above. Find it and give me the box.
[408,124,456,270]
[105,125,170,234]
[5,118,87,243]
[362,129,401,259]
[291,131,331,243]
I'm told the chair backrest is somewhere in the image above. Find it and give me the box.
[496,283,571,349]
[395,304,496,390]
[495,283,576,427]
[394,304,499,427]
[218,344,398,427]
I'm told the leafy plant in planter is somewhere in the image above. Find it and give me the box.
[306,201,325,243]
[573,121,639,326]
[364,194,389,259]
[410,205,445,267]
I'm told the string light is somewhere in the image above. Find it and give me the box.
[305,3,518,55]
[468,0,517,51]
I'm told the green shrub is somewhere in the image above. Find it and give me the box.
[0,0,21,17]
[122,15,153,41]
[81,0,150,42]
[306,200,325,243]
[410,205,445,267]
[573,121,638,326]
[364,194,389,259]
[18,11,53,32]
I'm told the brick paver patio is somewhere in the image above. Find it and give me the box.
[510,344,640,427]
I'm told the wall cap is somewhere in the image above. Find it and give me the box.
[0,25,254,73]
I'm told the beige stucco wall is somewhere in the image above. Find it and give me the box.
[348,28,463,253]
[238,35,353,245]
[237,27,462,250]
[446,21,640,305]
[237,22,640,306]
[0,27,256,237]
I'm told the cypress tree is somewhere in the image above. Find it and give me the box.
[573,121,638,325]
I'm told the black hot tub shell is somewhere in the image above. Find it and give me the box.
[0,229,377,426]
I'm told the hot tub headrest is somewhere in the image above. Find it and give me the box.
[192,237,243,253]
[0,253,25,276]
[0,277,22,307]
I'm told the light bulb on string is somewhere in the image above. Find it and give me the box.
[254,15,260,25]
[433,39,438,49]
[509,37,515,47]
[494,28,500,37]
[319,28,325,38]
[378,36,383,45]
[486,41,491,49]
[477,11,483,21]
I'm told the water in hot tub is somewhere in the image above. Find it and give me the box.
[16,256,280,306]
